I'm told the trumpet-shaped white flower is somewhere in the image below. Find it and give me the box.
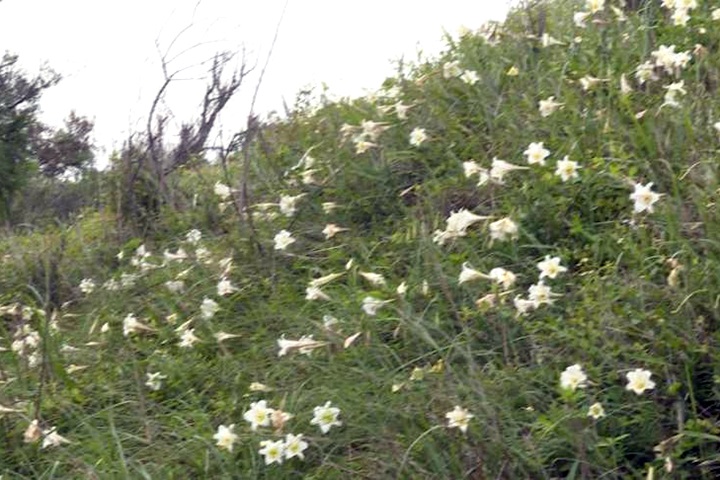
[488,267,517,290]
[165,280,184,293]
[409,127,428,146]
[490,158,528,183]
[523,142,550,165]
[178,328,200,348]
[359,271,386,287]
[579,75,603,92]
[560,364,588,391]
[311,401,342,434]
[274,230,296,251]
[626,368,655,395]
[41,427,71,449]
[537,256,568,279]
[309,272,344,288]
[514,295,536,316]
[145,372,167,391]
[185,229,202,244]
[259,439,285,465]
[322,223,349,239]
[445,405,474,433]
[587,402,605,419]
[243,400,275,431]
[528,281,557,306]
[446,209,489,236]
[214,182,232,200]
[460,70,480,85]
[213,424,238,452]
[305,286,331,301]
[458,262,485,284]
[277,335,326,356]
[538,96,563,117]
[573,11,590,28]
[489,217,519,242]
[279,194,306,217]
[283,433,309,460]
[555,156,580,182]
[630,182,661,213]
[662,80,686,108]
[201,297,220,319]
[123,313,153,337]
[217,278,238,296]
[443,60,462,79]
[586,0,604,14]
[362,296,391,316]
[79,278,95,294]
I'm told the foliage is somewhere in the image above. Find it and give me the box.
[1,1,720,478]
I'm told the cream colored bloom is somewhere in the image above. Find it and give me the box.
[488,267,517,290]
[278,194,306,217]
[362,296,391,316]
[523,142,550,165]
[79,278,95,294]
[274,230,296,251]
[359,271,386,287]
[309,272,344,288]
[284,433,309,460]
[41,427,71,449]
[626,368,655,395]
[587,402,606,419]
[490,158,528,183]
[122,313,153,337]
[446,209,490,236]
[145,372,167,391]
[445,405,474,433]
[305,286,330,301]
[539,96,563,117]
[555,156,580,182]
[409,127,428,146]
[458,262,485,284]
[630,182,661,213]
[243,400,274,431]
[322,223,349,239]
[214,182,232,200]
[178,328,201,348]
[537,256,568,279]
[311,401,342,434]
[217,278,238,296]
[560,364,588,391]
[573,11,590,28]
[443,60,462,79]
[201,297,220,319]
[460,70,480,85]
[277,335,326,356]
[586,0,604,14]
[489,217,519,242]
[259,439,285,465]
[213,424,238,452]
[506,65,519,76]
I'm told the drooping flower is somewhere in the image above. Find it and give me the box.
[629,182,661,213]
[443,60,462,79]
[308,272,344,288]
[178,328,201,348]
[445,405,474,433]
[523,142,550,165]
[458,262,485,285]
[284,433,309,460]
[586,0,605,14]
[259,439,285,465]
[310,401,342,434]
[41,427,71,449]
[274,230,296,251]
[305,286,331,301]
[554,156,580,182]
[560,364,588,391]
[625,368,655,395]
[186,229,202,244]
[445,209,489,237]
[573,11,590,28]
[662,80,686,108]
[460,70,480,85]
[213,424,238,452]
[537,256,568,280]
[243,400,275,431]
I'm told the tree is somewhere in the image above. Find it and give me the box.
[30,111,95,178]
[0,53,61,217]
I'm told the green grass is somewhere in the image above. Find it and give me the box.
[1,0,720,478]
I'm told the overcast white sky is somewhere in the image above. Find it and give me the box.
[0,0,510,160]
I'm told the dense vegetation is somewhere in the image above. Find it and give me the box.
[1,0,720,478]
